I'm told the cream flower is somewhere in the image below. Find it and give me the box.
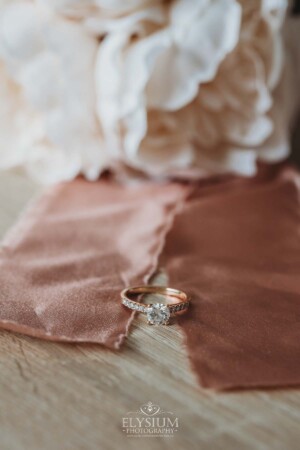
[0,1,107,182]
[0,0,295,183]
[95,0,242,172]
[95,0,290,176]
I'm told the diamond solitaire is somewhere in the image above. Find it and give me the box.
[147,303,170,325]
[121,286,190,326]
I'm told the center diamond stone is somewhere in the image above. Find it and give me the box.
[147,303,170,325]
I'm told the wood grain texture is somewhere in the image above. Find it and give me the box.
[0,171,299,450]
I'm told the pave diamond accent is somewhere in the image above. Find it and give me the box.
[122,298,147,313]
[122,297,189,321]
[169,302,189,313]
[146,303,170,325]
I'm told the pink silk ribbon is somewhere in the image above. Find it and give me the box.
[160,165,300,389]
[0,165,300,390]
[0,177,188,348]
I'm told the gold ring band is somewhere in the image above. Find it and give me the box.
[121,285,190,325]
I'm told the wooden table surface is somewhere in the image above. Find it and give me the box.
[0,171,299,450]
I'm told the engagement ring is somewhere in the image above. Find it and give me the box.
[121,286,190,325]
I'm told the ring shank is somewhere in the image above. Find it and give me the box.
[121,285,190,317]
[121,286,188,303]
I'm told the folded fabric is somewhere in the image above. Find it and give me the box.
[160,165,300,389]
[0,177,188,348]
[1,164,299,390]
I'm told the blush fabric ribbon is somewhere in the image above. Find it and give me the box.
[0,165,299,390]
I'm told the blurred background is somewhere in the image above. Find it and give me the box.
[291,0,300,165]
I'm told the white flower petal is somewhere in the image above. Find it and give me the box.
[196,146,258,176]
[147,0,241,110]
[0,3,45,61]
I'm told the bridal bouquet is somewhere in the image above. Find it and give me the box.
[0,0,298,183]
